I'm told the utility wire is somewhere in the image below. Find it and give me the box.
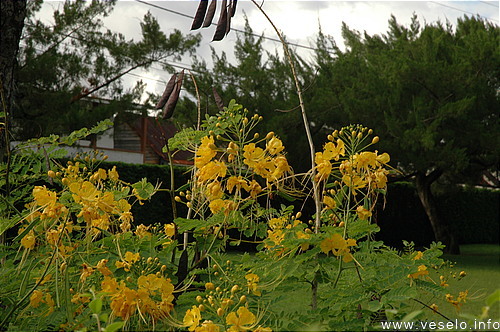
[430,1,499,22]
[134,0,325,53]
[479,1,499,8]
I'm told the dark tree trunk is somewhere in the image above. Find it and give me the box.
[415,170,460,254]
[0,0,27,159]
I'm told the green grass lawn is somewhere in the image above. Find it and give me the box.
[438,244,500,320]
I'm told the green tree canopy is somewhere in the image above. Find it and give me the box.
[14,0,200,138]
[312,15,499,253]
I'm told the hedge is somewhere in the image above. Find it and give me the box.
[103,163,499,247]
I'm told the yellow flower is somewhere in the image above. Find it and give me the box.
[164,223,176,237]
[226,176,250,194]
[44,293,55,315]
[108,166,119,182]
[353,151,377,171]
[248,180,262,199]
[195,320,220,332]
[323,196,336,210]
[135,224,151,238]
[80,263,94,282]
[266,137,284,155]
[373,168,388,189]
[184,305,202,331]
[209,199,225,214]
[30,290,44,308]
[269,217,285,230]
[356,206,372,220]
[296,230,311,251]
[314,152,332,182]
[197,161,227,183]
[320,233,357,262]
[413,251,424,260]
[195,136,218,168]
[342,174,366,190]
[226,306,256,332]
[376,152,390,165]
[323,139,345,161]
[69,181,100,203]
[243,143,265,168]
[440,275,449,287]
[116,251,140,272]
[32,186,57,207]
[269,155,290,181]
[97,259,113,277]
[245,273,261,296]
[93,168,108,182]
[206,180,224,200]
[408,265,429,279]
[20,230,36,250]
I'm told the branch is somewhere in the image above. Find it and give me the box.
[70,59,154,103]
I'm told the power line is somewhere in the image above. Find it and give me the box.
[430,1,499,22]
[480,1,499,8]
[134,0,324,53]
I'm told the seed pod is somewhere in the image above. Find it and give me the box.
[203,0,217,27]
[162,70,184,119]
[156,74,177,109]
[212,0,228,41]
[191,0,208,30]
[213,87,224,111]
[230,0,237,17]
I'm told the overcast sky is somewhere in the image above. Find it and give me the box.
[37,1,499,98]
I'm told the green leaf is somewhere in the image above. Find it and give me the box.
[89,297,103,314]
[486,289,500,307]
[103,321,125,332]
[132,178,155,200]
[401,310,423,322]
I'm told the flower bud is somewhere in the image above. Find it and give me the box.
[253,133,259,139]
[266,132,275,140]
[372,136,379,144]
[205,282,215,290]
[239,295,247,304]
[368,129,373,135]
[231,285,239,294]
[48,170,56,178]
[196,295,203,303]
[217,308,224,316]
[174,196,181,202]
[242,117,249,125]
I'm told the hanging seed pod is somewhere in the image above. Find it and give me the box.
[212,0,228,41]
[191,0,209,30]
[155,73,177,109]
[230,0,237,17]
[162,70,184,119]
[213,87,224,111]
[203,0,217,28]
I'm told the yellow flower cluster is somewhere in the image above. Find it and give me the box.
[445,290,468,311]
[192,134,290,216]
[315,139,345,182]
[320,233,357,263]
[264,216,310,254]
[29,289,55,315]
[340,151,390,191]
[101,273,175,321]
